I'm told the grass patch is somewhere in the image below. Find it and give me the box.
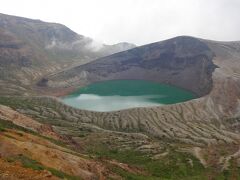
[6,155,81,179]
[0,118,36,134]
[47,167,81,180]
[7,155,44,171]
[88,146,209,180]
[0,123,6,132]
[0,97,34,110]
[110,166,155,180]
[19,155,45,170]
[0,118,67,147]
[90,146,240,179]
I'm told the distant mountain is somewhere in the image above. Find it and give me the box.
[0,13,135,95]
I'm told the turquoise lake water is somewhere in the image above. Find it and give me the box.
[62,80,196,112]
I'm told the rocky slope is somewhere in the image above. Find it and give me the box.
[0,13,135,95]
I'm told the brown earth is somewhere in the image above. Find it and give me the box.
[0,128,113,179]
[0,158,59,180]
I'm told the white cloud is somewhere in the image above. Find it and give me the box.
[0,0,240,45]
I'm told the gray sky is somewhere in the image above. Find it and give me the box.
[0,0,240,45]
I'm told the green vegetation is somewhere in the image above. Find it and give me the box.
[0,118,36,134]
[6,155,81,180]
[0,118,67,148]
[0,97,34,110]
[15,155,44,171]
[110,166,152,180]
[0,123,6,132]
[87,145,209,180]
[222,158,240,180]
[88,145,240,180]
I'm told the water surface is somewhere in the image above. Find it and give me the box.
[62,80,196,112]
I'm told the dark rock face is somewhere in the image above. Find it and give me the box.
[51,36,216,96]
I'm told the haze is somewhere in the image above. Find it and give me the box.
[0,0,240,45]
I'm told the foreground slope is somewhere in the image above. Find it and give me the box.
[1,104,152,179]
[0,97,240,179]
